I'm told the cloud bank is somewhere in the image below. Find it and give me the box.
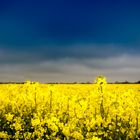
[0,44,140,82]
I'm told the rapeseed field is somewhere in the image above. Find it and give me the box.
[0,77,140,139]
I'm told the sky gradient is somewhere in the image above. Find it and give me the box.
[0,0,140,82]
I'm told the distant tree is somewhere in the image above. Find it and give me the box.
[136,81,140,84]
[123,80,130,84]
[115,81,119,84]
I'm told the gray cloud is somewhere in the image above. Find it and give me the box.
[0,44,138,64]
[0,54,140,82]
[0,44,140,82]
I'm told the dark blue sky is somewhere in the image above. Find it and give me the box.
[0,0,140,82]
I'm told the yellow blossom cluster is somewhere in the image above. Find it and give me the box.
[0,80,140,139]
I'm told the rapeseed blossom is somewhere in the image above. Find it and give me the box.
[0,78,140,139]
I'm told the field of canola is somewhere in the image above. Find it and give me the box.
[1,80,140,139]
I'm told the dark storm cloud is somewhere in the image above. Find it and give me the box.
[0,53,140,83]
[0,43,140,83]
[0,44,138,65]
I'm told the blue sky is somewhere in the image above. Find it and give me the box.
[0,0,140,82]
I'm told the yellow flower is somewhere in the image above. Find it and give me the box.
[12,122,22,131]
[5,113,14,122]
[62,126,70,136]
[31,118,40,126]
[94,75,107,85]
[92,136,101,140]
[72,131,84,139]
[0,131,10,139]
